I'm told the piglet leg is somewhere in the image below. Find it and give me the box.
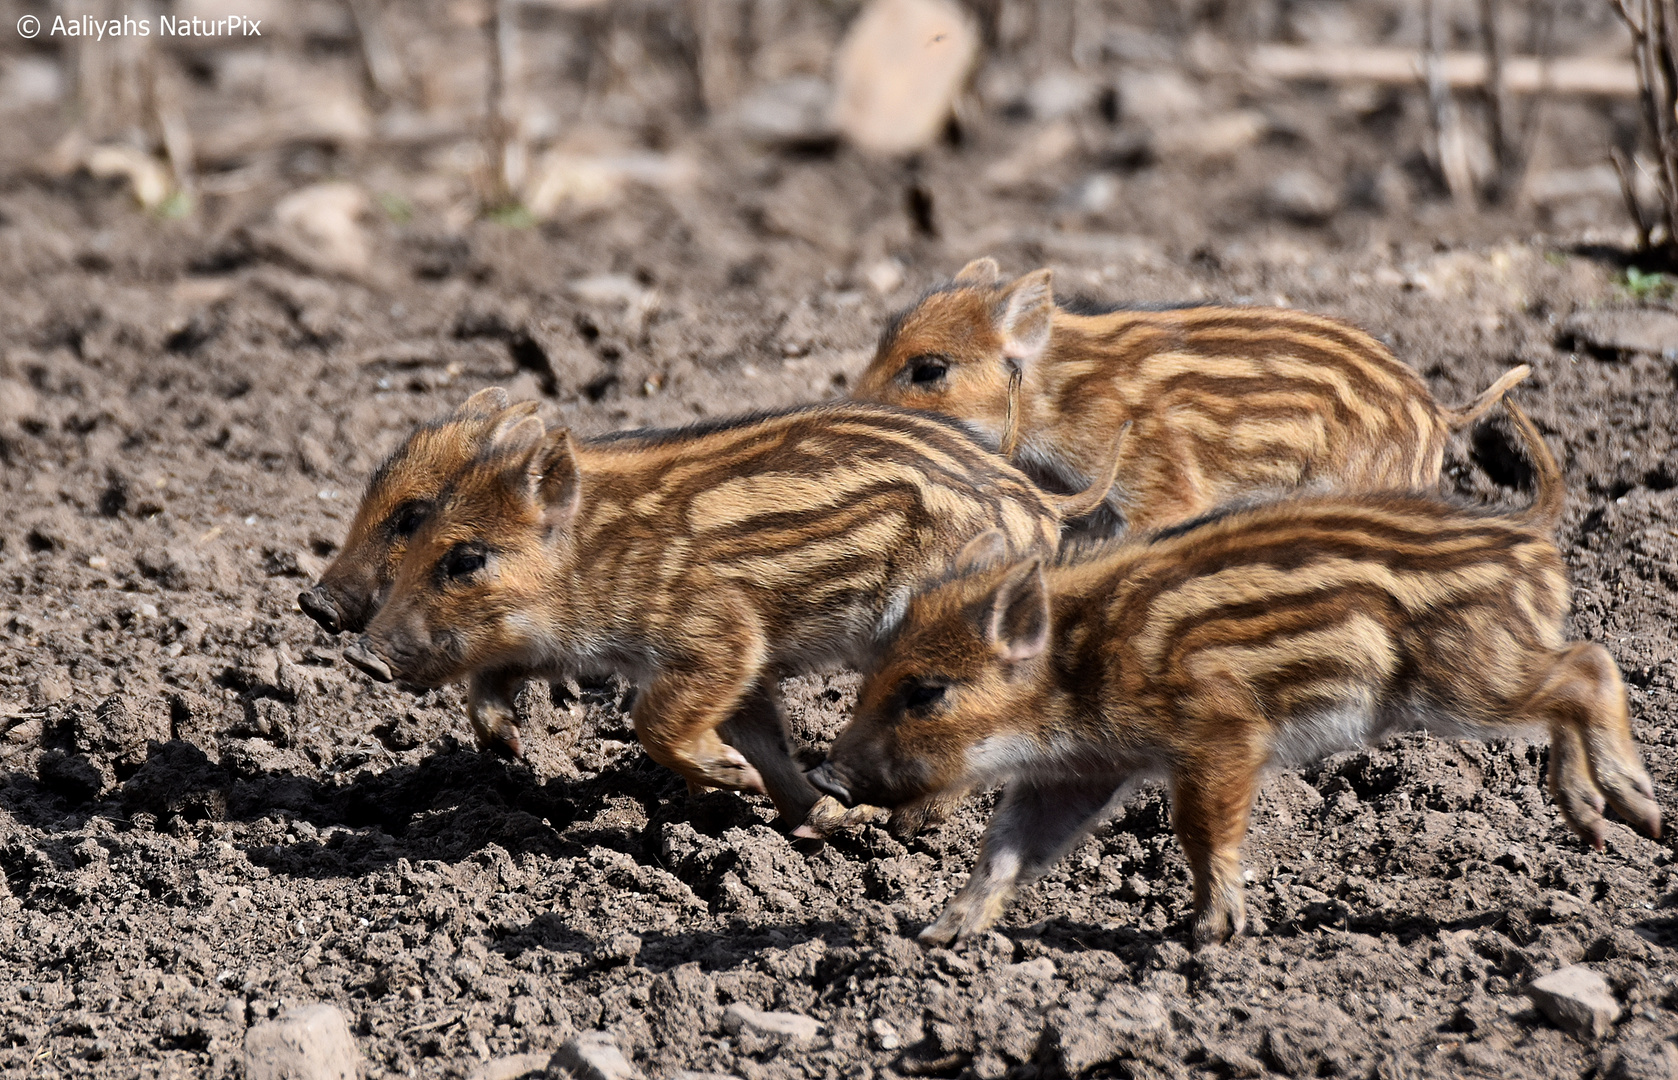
[1533,643,1661,846]
[718,682,822,826]
[919,777,1123,947]
[632,667,766,795]
[1170,747,1264,949]
[467,668,526,758]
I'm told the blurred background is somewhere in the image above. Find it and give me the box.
[0,0,1647,277]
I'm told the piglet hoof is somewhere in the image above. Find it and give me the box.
[916,919,960,949]
[690,745,765,795]
[489,729,525,760]
[1190,907,1244,950]
[796,796,891,839]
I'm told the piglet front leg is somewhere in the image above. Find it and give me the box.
[468,668,528,757]
[920,778,1122,947]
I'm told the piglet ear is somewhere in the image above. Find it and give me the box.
[535,430,582,529]
[486,399,540,440]
[954,257,1003,286]
[491,415,548,500]
[453,386,510,422]
[993,269,1054,371]
[984,559,1049,662]
[954,529,1008,574]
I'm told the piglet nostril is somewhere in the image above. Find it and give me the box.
[343,639,394,683]
[806,762,853,806]
[297,587,342,634]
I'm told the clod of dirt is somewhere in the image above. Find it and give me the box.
[832,0,978,156]
[1525,966,1621,1041]
[733,76,838,147]
[83,145,172,210]
[1266,169,1342,225]
[243,1003,361,1080]
[1050,987,1169,1074]
[268,184,374,279]
[551,1031,643,1080]
[468,1054,552,1080]
[720,1003,823,1048]
[1561,308,1678,358]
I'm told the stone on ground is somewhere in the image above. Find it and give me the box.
[243,1003,361,1080]
[721,1003,823,1047]
[549,1031,643,1080]
[1526,965,1621,1040]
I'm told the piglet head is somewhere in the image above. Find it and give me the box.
[814,530,1052,811]
[359,416,583,689]
[850,260,1055,449]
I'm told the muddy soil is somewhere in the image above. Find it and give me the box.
[1,3,1676,1079]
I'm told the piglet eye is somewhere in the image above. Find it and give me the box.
[441,543,487,581]
[389,501,430,538]
[907,357,948,386]
[900,680,946,713]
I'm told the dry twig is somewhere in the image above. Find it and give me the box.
[1608,0,1678,253]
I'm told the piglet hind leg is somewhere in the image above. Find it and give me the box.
[1529,643,1660,847]
[718,682,821,827]
[919,778,1123,948]
[1170,750,1264,949]
[632,665,767,795]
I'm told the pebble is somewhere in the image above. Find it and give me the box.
[1266,169,1341,225]
[1562,309,1678,358]
[1526,965,1621,1040]
[721,1003,823,1048]
[243,1003,361,1080]
[833,0,978,155]
[550,1032,643,1080]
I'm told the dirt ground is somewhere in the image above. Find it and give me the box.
[1,2,1676,1078]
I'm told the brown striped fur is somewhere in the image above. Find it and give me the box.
[811,401,1659,947]
[357,401,1077,825]
[853,258,1531,532]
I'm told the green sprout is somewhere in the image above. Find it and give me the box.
[377,192,414,225]
[485,203,537,229]
[1619,265,1677,301]
[155,190,193,220]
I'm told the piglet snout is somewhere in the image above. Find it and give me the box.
[806,762,854,806]
[344,638,394,682]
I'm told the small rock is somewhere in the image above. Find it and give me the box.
[1266,169,1341,225]
[869,1017,901,1050]
[721,1003,823,1048]
[84,144,172,210]
[1526,965,1621,1040]
[833,0,979,156]
[1602,1039,1678,1080]
[243,1003,360,1080]
[468,1053,552,1080]
[1155,110,1269,164]
[1562,309,1678,358]
[733,76,837,145]
[1026,68,1099,120]
[270,183,372,278]
[864,259,905,295]
[549,1032,642,1080]
[1003,956,1058,985]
